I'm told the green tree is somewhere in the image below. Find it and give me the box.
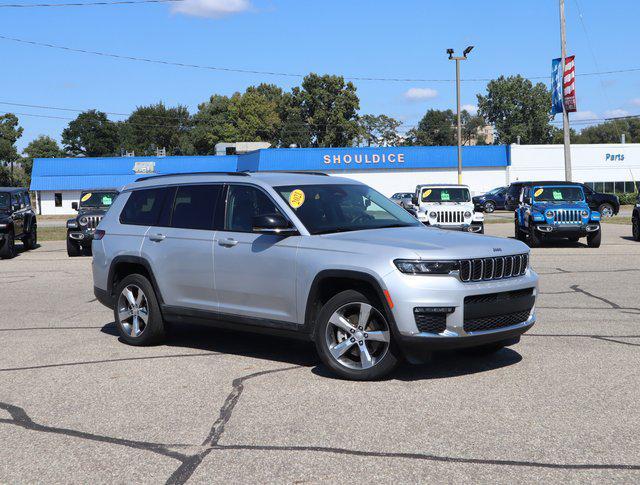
[405,109,456,146]
[0,114,24,186]
[190,95,237,155]
[278,88,312,148]
[123,103,192,156]
[358,114,402,146]
[297,73,360,147]
[460,111,488,145]
[228,85,282,144]
[477,75,553,144]
[21,135,64,180]
[62,110,119,157]
[576,118,640,144]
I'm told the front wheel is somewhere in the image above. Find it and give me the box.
[0,229,16,259]
[67,237,81,257]
[314,290,400,381]
[587,227,602,248]
[22,225,37,250]
[632,216,640,241]
[114,274,165,346]
[528,223,543,248]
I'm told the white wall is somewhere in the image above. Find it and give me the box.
[326,167,508,197]
[39,190,81,215]
[509,144,640,184]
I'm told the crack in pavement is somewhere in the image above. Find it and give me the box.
[537,268,640,275]
[537,285,640,315]
[592,336,640,347]
[0,326,105,332]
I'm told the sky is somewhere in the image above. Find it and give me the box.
[1,0,639,150]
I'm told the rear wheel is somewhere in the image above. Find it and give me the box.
[587,227,602,248]
[315,290,400,381]
[484,201,495,213]
[0,228,16,259]
[599,203,614,219]
[114,274,165,346]
[66,236,81,257]
[633,215,640,241]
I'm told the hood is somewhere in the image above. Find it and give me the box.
[315,226,529,260]
[532,201,589,212]
[77,208,108,217]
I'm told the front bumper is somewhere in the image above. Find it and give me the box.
[68,229,96,243]
[534,223,600,236]
[420,221,483,232]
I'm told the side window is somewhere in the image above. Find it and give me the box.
[54,193,62,208]
[225,185,282,232]
[23,192,31,207]
[120,188,168,226]
[170,184,222,230]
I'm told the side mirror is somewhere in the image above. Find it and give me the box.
[364,199,371,208]
[72,202,78,211]
[412,196,418,206]
[252,214,297,235]
[525,197,532,205]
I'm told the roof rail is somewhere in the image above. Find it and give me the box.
[135,171,250,182]
[243,170,329,176]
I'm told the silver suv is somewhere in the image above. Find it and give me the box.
[92,172,538,380]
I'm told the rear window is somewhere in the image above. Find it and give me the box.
[120,188,168,226]
[170,184,222,230]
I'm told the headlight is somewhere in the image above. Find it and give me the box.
[394,259,460,275]
[464,211,472,218]
[67,220,78,229]
[79,217,88,226]
[581,210,589,217]
[545,210,554,218]
[429,211,437,218]
[0,223,7,229]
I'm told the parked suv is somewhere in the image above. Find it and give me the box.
[473,186,507,213]
[0,187,37,259]
[413,184,484,233]
[514,183,601,247]
[390,192,414,209]
[92,172,538,380]
[67,189,119,257]
[632,194,640,241]
[506,181,619,217]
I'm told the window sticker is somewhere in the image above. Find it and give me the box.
[441,191,450,201]
[102,196,113,205]
[81,193,92,202]
[421,189,432,201]
[552,190,563,200]
[289,189,305,209]
[534,188,544,197]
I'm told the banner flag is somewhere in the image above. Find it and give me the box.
[551,56,577,116]
[551,58,563,115]
[563,55,577,112]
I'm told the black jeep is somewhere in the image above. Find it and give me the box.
[0,187,38,259]
[66,189,118,257]
[633,194,640,241]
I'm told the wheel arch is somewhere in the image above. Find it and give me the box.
[108,256,164,304]
[303,270,396,339]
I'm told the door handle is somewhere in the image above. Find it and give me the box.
[218,238,238,247]
[149,233,166,242]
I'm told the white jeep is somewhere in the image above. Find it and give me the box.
[414,184,484,233]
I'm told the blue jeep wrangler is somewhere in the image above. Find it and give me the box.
[514,184,601,248]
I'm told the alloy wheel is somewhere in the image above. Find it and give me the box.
[600,205,614,218]
[485,201,495,213]
[325,302,390,370]
[117,284,149,338]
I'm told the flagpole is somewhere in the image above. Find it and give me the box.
[560,0,572,181]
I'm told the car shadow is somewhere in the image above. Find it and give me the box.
[101,322,523,380]
[620,236,638,242]
[506,236,587,248]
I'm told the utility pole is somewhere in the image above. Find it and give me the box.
[448,46,474,184]
[559,0,572,181]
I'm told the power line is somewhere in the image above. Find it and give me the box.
[2,33,640,83]
[0,0,182,7]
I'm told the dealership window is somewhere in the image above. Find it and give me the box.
[584,181,639,194]
[54,193,62,207]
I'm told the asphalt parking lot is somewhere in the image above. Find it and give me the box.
[1,223,639,483]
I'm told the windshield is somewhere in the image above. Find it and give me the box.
[533,186,584,202]
[79,191,118,208]
[275,184,420,235]
[0,193,9,208]
[421,187,470,203]
[487,187,504,195]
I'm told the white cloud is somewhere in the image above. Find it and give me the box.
[462,104,478,115]
[630,98,640,107]
[403,87,438,102]
[604,109,629,119]
[172,0,252,19]
[571,110,598,121]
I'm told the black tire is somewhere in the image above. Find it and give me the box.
[82,244,93,256]
[598,203,614,219]
[528,223,542,248]
[632,216,640,242]
[514,220,526,241]
[568,236,580,243]
[587,227,601,248]
[22,225,37,250]
[314,289,400,381]
[114,274,165,346]
[66,236,81,257]
[484,201,495,213]
[0,228,16,259]
[458,341,507,356]
[477,223,484,234]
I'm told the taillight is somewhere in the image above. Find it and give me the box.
[94,229,106,240]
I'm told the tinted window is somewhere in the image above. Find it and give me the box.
[421,187,470,203]
[170,185,222,230]
[120,188,168,226]
[225,185,282,232]
[0,193,9,208]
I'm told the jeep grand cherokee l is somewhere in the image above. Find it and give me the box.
[92,172,538,380]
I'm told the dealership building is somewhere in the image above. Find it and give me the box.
[30,143,640,215]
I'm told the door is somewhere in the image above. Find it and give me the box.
[214,184,299,323]
[11,193,24,237]
[142,184,223,312]
[496,188,507,209]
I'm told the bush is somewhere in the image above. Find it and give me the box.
[618,192,639,205]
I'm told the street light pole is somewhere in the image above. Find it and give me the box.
[448,46,473,185]
[559,0,572,181]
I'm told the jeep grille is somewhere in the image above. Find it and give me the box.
[552,209,582,223]
[435,210,466,224]
[458,253,529,282]
[86,216,103,229]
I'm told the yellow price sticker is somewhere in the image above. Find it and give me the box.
[289,189,305,209]
[534,189,544,197]
[421,189,432,200]
[81,193,92,202]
